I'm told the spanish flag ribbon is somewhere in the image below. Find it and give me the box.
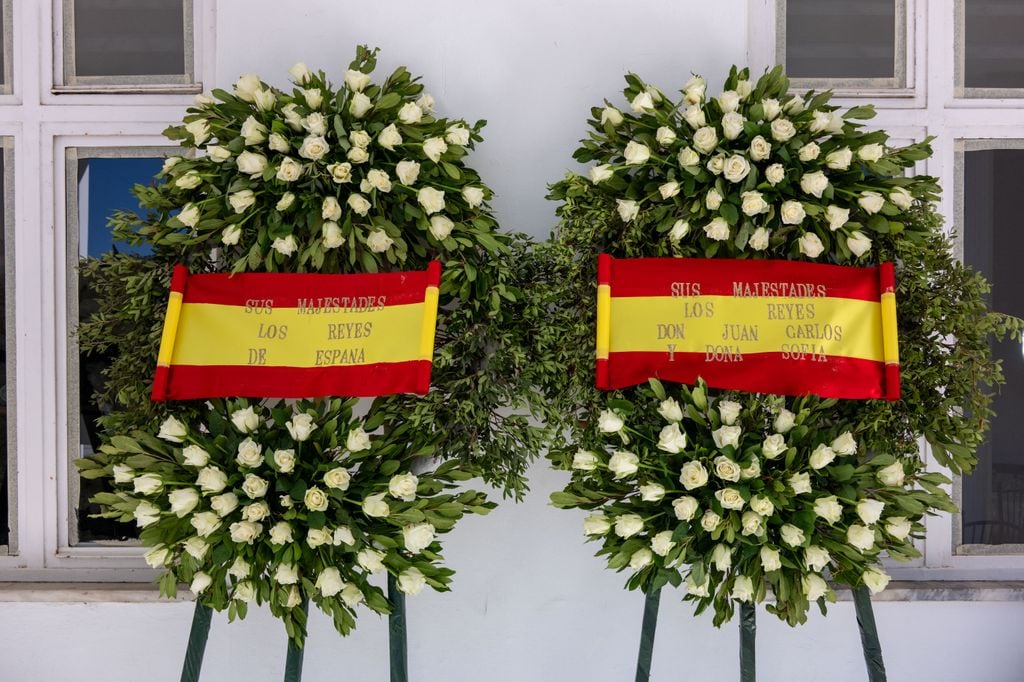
[596,255,900,401]
[152,262,441,401]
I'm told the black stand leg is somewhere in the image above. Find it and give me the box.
[388,574,409,682]
[180,601,213,682]
[634,586,662,682]
[853,586,888,681]
[739,603,756,682]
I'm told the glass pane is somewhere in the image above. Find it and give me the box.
[72,0,185,78]
[0,3,6,86]
[0,146,8,547]
[786,0,896,80]
[962,148,1024,545]
[75,155,161,543]
[964,0,1024,89]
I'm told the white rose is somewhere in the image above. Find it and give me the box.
[798,232,824,259]
[191,511,222,537]
[184,537,209,561]
[847,231,873,257]
[657,423,687,453]
[765,163,786,185]
[276,193,295,211]
[268,134,291,157]
[760,546,782,572]
[396,160,421,186]
[651,530,676,557]
[362,493,390,518]
[680,461,709,490]
[614,514,644,538]
[623,141,650,166]
[736,79,752,99]
[798,142,821,162]
[340,583,364,608]
[669,219,690,242]
[196,467,228,494]
[349,130,372,149]
[427,215,454,241]
[809,444,836,470]
[348,194,371,217]
[316,567,345,597]
[284,413,317,442]
[422,137,448,162]
[233,73,261,101]
[686,574,711,598]
[639,483,666,502]
[158,416,188,442]
[740,457,761,480]
[185,119,210,146]
[784,96,805,114]
[761,98,781,120]
[414,187,447,217]
[397,568,427,596]
[712,424,742,449]
[349,92,372,118]
[711,543,732,571]
[169,488,200,517]
[303,486,328,512]
[655,126,677,147]
[889,187,913,210]
[616,199,640,223]
[279,495,294,509]
[885,517,912,540]
[732,575,755,602]
[677,146,700,167]
[847,524,876,551]
[237,151,268,179]
[190,572,213,595]
[308,530,332,551]
[235,438,263,468]
[722,154,750,183]
[227,557,250,579]
[803,573,828,602]
[857,499,886,525]
[749,135,771,161]
[572,450,599,471]
[282,586,302,609]
[113,464,134,483]
[229,190,257,214]
[417,93,436,112]
[134,500,160,527]
[780,524,806,547]
[704,217,730,241]
[398,102,423,125]
[805,545,831,572]
[813,495,843,524]
[269,521,294,546]
[274,564,300,587]
[388,472,419,502]
[221,225,242,246]
[133,474,162,495]
[774,409,796,434]
[693,126,718,154]
[241,474,269,499]
[403,523,436,554]
[378,124,403,151]
[770,118,796,142]
[673,496,699,521]
[240,116,267,145]
[749,227,771,251]
[831,432,857,456]
[717,400,742,425]
[630,548,654,571]
[459,187,485,210]
[357,549,386,574]
[324,467,351,491]
[741,510,765,536]
[717,90,740,113]
[210,492,239,517]
[367,229,394,253]
[583,513,612,536]
[177,203,201,228]
[789,472,812,495]
[700,510,721,532]
[298,136,329,162]
[713,455,741,482]
[715,487,745,510]
[175,171,202,190]
[302,112,327,135]
[721,112,746,141]
[759,436,785,463]
[271,236,297,257]
[826,147,853,170]
[601,107,624,126]
[446,125,471,146]
[233,581,256,603]
[683,76,706,105]
[858,144,885,162]
[800,171,829,198]
[749,495,774,517]
[345,69,371,92]
[658,181,680,200]
[630,91,655,113]
[877,461,906,487]
[810,110,843,135]
[825,205,850,231]
[608,450,639,479]
[281,103,303,131]
[333,526,355,546]
[657,398,683,423]
[288,62,312,84]
[340,428,369,454]
[862,567,891,594]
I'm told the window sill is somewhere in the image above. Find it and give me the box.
[834,581,1024,602]
[0,582,193,603]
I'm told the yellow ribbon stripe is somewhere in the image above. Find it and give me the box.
[156,291,184,367]
[596,284,611,361]
[170,301,429,368]
[880,291,899,364]
[609,295,884,361]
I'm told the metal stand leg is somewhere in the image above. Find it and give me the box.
[180,601,213,682]
[388,574,409,682]
[739,603,756,682]
[634,586,662,682]
[853,586,888,681]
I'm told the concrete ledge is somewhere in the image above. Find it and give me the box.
[0,582,193,603]
[834,581,1024,602]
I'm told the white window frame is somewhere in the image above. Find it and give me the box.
[0,0,214,581]
[749,0,1024,580]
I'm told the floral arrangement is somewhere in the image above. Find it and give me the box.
[77,47,552,645]
[80,399,492,644]
[538,66,1022,626]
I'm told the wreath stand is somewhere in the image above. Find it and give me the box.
[179,580,410,681]
[633,585,887,681]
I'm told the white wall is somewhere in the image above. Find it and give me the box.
[3,2,1024,681]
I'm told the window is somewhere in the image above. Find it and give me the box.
[0,138,13,554]
[776,0,909,91]
[59,0,196,92]
[751,0,1024,578]
[0,1,12,94]
[65,148,166,547]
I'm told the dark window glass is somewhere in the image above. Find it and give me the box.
[0,148,8,547]
[962,148,1024,545]
[786,0,896,80]
[72,0,186,78]
[964,0,1024,89]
